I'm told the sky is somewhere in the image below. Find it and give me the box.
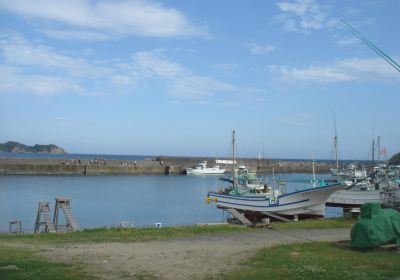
[0,0,399,160]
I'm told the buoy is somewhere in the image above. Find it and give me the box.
[205,197,212,204]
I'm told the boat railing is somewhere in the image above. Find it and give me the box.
[275,179,327,187]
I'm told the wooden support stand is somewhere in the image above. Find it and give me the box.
[53,198,79,232]
[226,208,253,226]
[9,220,22,234]
[34,202,56,233]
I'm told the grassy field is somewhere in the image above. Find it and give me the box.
[0,224,251,245]
[270,217,356,230]
[0,218,355,245]
[0,245,91,280]
[2,219,386,280]
[221,242,400,280]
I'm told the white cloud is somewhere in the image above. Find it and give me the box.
[132,51,187,79]
[0,34,134,96]
[0,34,236,99]
[0,66,81,96]
[275,0,332,32]
[275,57,400,83]
[0,0,208,39]
[0,34,112,78]
[132,51,237,99]
[279,65,355,83]
[169,76,236,99]
[247,43,275,55]
[281,112,316,126]
[333,34,359,46]
[38,29,111,41]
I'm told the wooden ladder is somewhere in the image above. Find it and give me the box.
[34,202,56,233]
[53,198,79,232]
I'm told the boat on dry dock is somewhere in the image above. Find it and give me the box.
[206,131,347,222]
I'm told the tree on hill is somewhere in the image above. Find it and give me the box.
[388,152,400,165]
[0,141,66,154]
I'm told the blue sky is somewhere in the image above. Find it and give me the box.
[0,0,399,160]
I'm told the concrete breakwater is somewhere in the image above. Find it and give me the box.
[0,156,332,175]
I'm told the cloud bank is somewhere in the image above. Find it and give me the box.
[0,0,208,40]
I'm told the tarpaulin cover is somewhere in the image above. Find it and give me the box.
[351,203,400,248]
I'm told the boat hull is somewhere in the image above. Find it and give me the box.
[186,168,225,175]
[326,189,381,208]
[208,183,346,217]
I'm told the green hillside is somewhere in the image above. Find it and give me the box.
[0,141,66,154]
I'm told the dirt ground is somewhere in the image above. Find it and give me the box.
[7,228,350,280]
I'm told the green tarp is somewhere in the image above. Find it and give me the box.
[351,203,400,248]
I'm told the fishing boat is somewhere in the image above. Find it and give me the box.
[185,161,225,175]
[326,129,399,207]
[206,131,347,222]
[327,167,400,208]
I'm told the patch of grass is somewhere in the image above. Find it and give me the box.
[271,217,355,230]
[132,272,159,280]
[0,224,251,245]
[221,242,400,280]
[0,245,91,280]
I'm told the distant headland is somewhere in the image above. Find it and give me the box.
[0,141,66,154]
[389,152,400,165]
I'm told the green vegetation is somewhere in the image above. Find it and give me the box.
[0,245,91,280]
[271,217,356,230]
[221,242,400,280]
[0,219,356,245]
[0,141,66,153]
[0,224,251,245]
[389,152,400,165]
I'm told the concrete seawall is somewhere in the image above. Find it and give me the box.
[0,157,332,175]
[0,163,179,175]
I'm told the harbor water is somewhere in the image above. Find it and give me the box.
[0,173,342,232]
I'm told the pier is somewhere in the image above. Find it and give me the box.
[0,156,332,175]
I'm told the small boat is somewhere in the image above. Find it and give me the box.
[185,161,225,175]
[206,131,347,221]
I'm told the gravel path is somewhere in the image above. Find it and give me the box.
[18,228,351,280]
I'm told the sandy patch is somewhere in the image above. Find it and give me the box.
[8,228,350,280]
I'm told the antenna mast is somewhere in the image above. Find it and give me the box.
[232,130,237,188]
[341,20,400,73]
[334,114,339,174]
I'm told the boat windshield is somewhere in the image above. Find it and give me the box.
[248,179,260,184]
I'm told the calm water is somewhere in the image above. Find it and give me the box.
[0,173,342,232]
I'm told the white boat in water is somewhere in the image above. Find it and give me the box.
[185,161,225,175]
[207,131,347,221]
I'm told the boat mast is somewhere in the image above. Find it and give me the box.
[232,130,237,188]
[372,139,375,166]
[271,163,275,200]
[334,116,339,174]
[312,159,316,188]
[377,136,381,167]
